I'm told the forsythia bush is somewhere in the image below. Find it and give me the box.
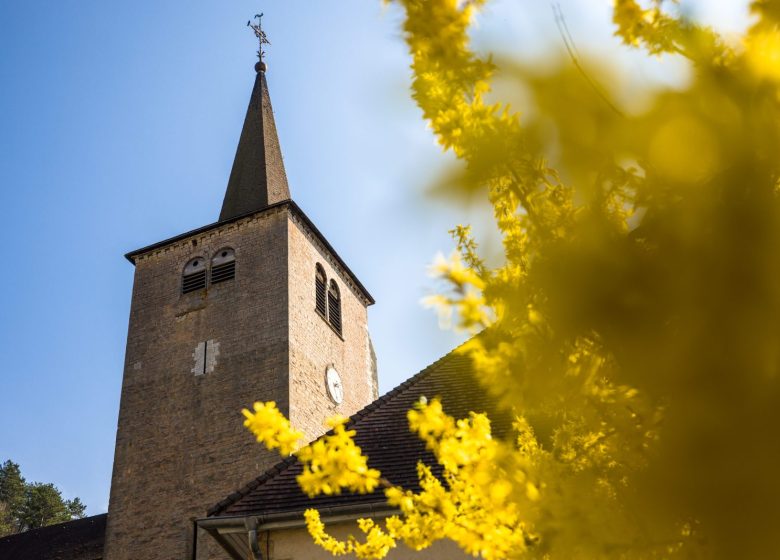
[244,1,780,557]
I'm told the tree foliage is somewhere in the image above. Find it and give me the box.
[0,460,86,537]
[245,1,780,558]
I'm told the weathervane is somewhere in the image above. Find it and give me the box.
[247,13,270,64]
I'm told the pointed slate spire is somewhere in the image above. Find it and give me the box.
[219,63,290,221]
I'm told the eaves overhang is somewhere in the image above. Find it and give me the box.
[198,504,398,560]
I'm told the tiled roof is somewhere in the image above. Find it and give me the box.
[208,341,510,518]
[0,513,106,560]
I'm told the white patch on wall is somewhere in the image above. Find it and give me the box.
[192,340,220,376]
[367,332,378,400]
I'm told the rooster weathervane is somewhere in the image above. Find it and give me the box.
[247,13,270,62]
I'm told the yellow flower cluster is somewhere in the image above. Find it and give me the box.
[612,0,732,62]
[244,0,780,557]
[242,401,302,455]
[383,399,535,559]
[422,250,490,333]
[305,509,397,559]
[296,416,381,497]
[746,0,780,80]
[613,0,780,81]
[297,400,539,560]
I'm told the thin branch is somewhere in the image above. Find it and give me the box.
[552,3,625,118]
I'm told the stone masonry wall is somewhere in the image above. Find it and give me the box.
[286,212,376,441]
[105,208,293,560]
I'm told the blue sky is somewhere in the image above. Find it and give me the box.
[0,0,750,515]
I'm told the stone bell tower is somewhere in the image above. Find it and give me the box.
[103,43,377,560]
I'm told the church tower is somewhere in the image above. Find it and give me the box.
[103,50,377,560]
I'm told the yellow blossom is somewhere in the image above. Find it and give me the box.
[244,0,780,557]
[296,416,381,497]
[745,29,780,80]
[242,401,303,455]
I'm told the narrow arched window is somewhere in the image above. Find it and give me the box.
[211,248,236,285]
[182,257,206,294]
[328,280,342,335]
[315,264,327,317]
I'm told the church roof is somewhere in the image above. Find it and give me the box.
[207,339,509,520]
[0,514,106,560]
[219,66,290,221]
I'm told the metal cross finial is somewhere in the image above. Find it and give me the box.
[247,13,270,62]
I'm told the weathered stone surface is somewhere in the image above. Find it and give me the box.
[104,205,373,560]
[287,211,377,440]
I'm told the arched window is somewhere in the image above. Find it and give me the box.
[182,257,206,294]
[210,248,236,285]
[315,264,327,317]
[328,280,342,335]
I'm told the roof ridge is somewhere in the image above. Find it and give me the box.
[0,513,107,543]
[207,337,476,517]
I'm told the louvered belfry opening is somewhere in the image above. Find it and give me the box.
[328,280,342,335]
[315,264,327,317]
[211,248,236,284]
[182,257,207,294]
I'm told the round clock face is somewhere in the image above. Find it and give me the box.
[325,366,343,404]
